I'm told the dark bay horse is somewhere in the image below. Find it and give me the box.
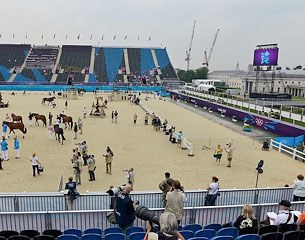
[54,124,65,145]
[11,113,23,123]
[31,113,47,127]
[59,113,73,129]
[42,97,56,105]
[3,121,27,138]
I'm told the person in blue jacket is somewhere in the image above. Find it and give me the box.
[14,136,20,159]
[1,135,9,161]
[2,123,8,139]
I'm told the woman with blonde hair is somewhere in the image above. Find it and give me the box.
[234,204,258,234]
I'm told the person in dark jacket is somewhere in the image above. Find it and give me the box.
[234,204,258,235]
[115,184,135,230]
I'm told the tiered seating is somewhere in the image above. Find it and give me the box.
[59,45,91,75]
[56,73,85,84]
[21,69,36,81]
[127,48,141,75]
[103,48,124,83]
[93,48,108,83]
[140,48,155,75]
[0,44,31,69]
[25,47,58,68]
[154,48,178,79]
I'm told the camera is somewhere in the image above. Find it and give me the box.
[135,205,160,226]
[106,185,125,196]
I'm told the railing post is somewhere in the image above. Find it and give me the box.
[14,195,19,212]
[188,143,194,157]
[293,148,296,160]
[278,143,282,153]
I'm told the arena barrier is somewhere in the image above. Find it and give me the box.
[0,201,304,232]
[138,101,194,156]
[0,187,293,212]
[271,139,305,162]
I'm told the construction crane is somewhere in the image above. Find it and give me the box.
[203,28,220,68]
[185,20,196,71]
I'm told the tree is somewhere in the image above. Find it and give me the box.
[178,67,208,83]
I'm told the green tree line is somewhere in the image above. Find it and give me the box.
[177,67,209,83]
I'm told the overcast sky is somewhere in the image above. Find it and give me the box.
[0,0,304,71]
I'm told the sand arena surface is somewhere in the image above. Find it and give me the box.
[0,91,301,193]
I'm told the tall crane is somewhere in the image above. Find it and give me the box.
[203,28,220,68]
[185,20,196,71]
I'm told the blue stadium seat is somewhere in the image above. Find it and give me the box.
[183,224,202,233]
[195,229,216,239]
[178,226,183,231]
[258,225,278,235]
[203,224,222,232]
[216,227,238,238]
[104,227,123,235]
[189,238,209,240]
[128,232,146,240]
[210,236,234,240]
[104,233,125,240]
[81,233,102,240]
[126,227,145,237]
[278,224,297,233]
[179,230,194,240]
[235,234,260,240]
[58,235,79,240]
[64,229,82,238]
[42,229,62,238]
[283,230,305,240]
[8,236,30,240]
[260,232,283,240]
[83,229,102,236]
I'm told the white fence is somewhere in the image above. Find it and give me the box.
[271,139,305,162]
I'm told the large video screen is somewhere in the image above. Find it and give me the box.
[253,48,279,66]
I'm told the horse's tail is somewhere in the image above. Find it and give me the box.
[23,127,27,134]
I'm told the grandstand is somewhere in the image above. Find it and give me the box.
[0,44,180,86]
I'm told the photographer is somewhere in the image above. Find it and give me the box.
[64,176,79,210]
[124,168,135,189]
[115,184,136,230]
[165,180,187,225]
[159,172,173,207]
[87,155,96,181]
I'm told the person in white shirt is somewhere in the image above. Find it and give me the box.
[30,153,41,177]
[205,176,220,206]
[292,174,305,201]
[269,200,295,226]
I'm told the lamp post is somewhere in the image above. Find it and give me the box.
[254,160,264,204]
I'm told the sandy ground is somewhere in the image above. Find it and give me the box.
[0,91,302,193]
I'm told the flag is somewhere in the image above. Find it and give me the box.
[101,35,104,40]
[137,35,139,41]
[90,34,92,40]
[77,34,80,40]
[113,35,116,40]
[53,34,56,39]
[148,36,151,41]
[124,35,127,40]
[66,34,68,39]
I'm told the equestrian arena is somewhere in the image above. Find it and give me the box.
[0,91,301,193]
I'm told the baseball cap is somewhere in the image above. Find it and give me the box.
[279,200,291,208]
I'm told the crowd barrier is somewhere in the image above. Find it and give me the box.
[0,187,294,212]
[0,201,304,232]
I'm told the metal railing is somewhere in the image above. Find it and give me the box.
[0,187,294,212]
[0,201,304,232]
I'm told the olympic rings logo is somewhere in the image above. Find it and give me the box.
[255,118,264,126]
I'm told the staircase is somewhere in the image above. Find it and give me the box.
[89,48,95,73]
[123,48,130,74]
[84,74,89,83]
[151,49,162,84]
[7,73,17,82]
[50,47,62,83]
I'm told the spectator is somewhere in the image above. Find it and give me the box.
[2,122,8,139]
[114,110,118,123]
[165,180,187,225]
[125,168,135,189]
[157,212,185,240]
[14,135,20,159]
[177,131,183,148]
[30,153,41,177]
[83,107,87,119]
[225,143,233,168]
[115,184,136,230]
[73,122,78,139]
[292,174,305,201]
[1,135,9,161]
[133,113,137,124]
[262,139,270,151]
[234,204,258,234]
[268,200,294,226]
[73,157,82,185]
[28,112,33,127]
[48,124,54,140]
[65,100,68,109]
[87,155,96,181]
[64,176,79,210]
[104,146,114,174]
[205,176,220,206]
[77,117,83,134]
[214,144,223,165]
[48,112,53,125]
[159,172,173,207]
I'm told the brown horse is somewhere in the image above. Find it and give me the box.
[54,124,65,145]
[32,113,47,127]
[11,113,23,123]
[59,113,73,129]
[3,121,27,138]
[42,97,56,105]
